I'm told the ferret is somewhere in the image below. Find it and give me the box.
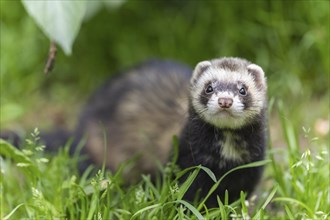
[178,58,267,206]
[75,57,267,206]
[2,58,267,206]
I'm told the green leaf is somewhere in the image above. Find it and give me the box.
[3,203,25,220]
[177,167,200,200]
[198,160,271,210]
[21,0,87,55]
[177,200,204,220]
[0,139,31,164]
[0,139,40,177]
[261,185,278,210]
[273,197,315,218]
[284,205,295,220]
[200,166,217,183]
[171,135,179,166]
[142,175,160,200]
[130,204,161,220]
[217,197,227,220]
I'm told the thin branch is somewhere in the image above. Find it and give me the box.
[44,41,57,75]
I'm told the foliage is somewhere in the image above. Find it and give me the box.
[21,0,126,55]
[267,105,330,219]
[1,112,329,219]
[21,1,86,55]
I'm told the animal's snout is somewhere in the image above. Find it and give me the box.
[218,98,233,108]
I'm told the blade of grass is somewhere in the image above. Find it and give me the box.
[261,185,278,210]
[130,204,161,220]
[177,167,200,200]
[142,175,160,200]
[177,200,204,220]
[171,135,179,165]
[200,166,217,183]
[0,139,35,168]
[240,191,249,219]
[278,101,299,155]
[253,185,278,219]
[87,192,99,220]
[0,139,41,181]
[217,196,227,220]
[224,190,229,206]
[3,203,25,220]
[273,197,314,218]
[284,205,295,220]
[197,160,271,210]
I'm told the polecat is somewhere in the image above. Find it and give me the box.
[75,57,267,206]
[178,58,267,206]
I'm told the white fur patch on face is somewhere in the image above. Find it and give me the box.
[191,67,266,129]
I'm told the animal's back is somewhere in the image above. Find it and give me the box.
[76,60,192,178]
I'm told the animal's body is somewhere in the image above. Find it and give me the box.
[74,60,192,179]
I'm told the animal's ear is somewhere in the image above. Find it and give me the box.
[191,61,212,85]
[247,64,266,89]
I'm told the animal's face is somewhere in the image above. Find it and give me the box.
[190,58,267,129]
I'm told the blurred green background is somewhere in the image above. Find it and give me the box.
[1,0,329,142]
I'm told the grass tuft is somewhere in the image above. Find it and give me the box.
[1,111,329,219]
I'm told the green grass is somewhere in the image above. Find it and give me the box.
[1,105,329,219]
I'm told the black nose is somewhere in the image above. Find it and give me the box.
[218,98,233,108]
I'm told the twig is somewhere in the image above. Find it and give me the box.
[44,41,57,75]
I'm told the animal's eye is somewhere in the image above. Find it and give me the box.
[205,85,214,94]
[239,87,247,96]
